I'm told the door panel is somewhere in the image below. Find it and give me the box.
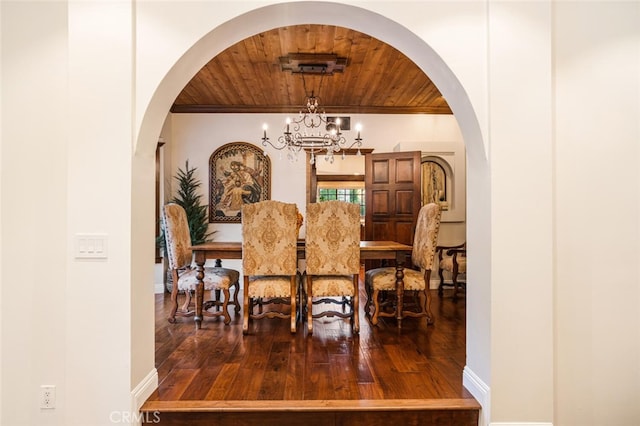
[371,190,390,214]
[395,159,415,182]
[371,160,390,183]
[396,190,415,214]
[365,151,421,267]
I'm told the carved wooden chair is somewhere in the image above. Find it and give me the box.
[241,200,299,334]
[162,203,240,324]
[436,242,467,299]
[365,203,442,326]
[304,200,361,334]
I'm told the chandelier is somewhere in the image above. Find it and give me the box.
[260,67,363,164]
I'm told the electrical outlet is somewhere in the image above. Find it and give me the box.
[40,385,56,409]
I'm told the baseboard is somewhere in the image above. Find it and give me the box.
[132,368,158,411]
[463,367,554,426]
[154,262,166,294]
[463,366,490,426]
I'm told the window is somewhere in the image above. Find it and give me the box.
[317,182,366,219]
[318,188,366,217]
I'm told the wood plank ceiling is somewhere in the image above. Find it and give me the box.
[171,25,451,115]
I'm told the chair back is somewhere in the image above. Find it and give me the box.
[411,203,442,270]
[162,203,193,270]
[241,200,299,276]
[305,200,361,275]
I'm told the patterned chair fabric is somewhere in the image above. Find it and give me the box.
[365,203,442,326]
[162,203,240,324]
[304,200,361,334]
[241,200,299,334]
[440,255,467,274]
[411,202,442,271]
[247,275,292,299]
[363,268,432,292]
[436,241,467,299]
[242,200,299,276]
[174,267,240,292]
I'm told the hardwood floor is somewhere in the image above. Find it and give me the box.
[141,282,479,425]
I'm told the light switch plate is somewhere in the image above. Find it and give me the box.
[74,233,108,259]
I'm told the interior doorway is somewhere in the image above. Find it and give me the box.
[135,1,489,414]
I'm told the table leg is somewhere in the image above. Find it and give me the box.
[194,255,205,330]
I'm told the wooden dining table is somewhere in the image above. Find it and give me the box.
[190,240,413,330]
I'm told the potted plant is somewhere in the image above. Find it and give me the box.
[159,160,215,291]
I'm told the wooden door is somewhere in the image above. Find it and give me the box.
[364,151,421,266]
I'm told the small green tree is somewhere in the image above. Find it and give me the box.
[158,160,214,249]
[171,161,214,245]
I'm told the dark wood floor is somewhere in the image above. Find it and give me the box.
[141,280,479,425]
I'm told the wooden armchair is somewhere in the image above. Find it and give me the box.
[436,242,466,299]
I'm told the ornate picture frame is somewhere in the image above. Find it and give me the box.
[209,142,271,223]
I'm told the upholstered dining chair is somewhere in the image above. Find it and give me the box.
[304,200,361,334]
[241,200,299,335]
[364,202,442,326]
[436,242,467,299]
[162,203,240,324]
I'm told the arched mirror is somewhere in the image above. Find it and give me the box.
[421,158,448,210]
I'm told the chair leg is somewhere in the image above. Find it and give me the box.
[290,276,297,334]
[233,281,241,313]
[425,270,434,324]
[221,288,231,325]
[242,276,250,335]
[452,262,459,301]
[352,275,359,334]
[371,289,381,325]
[296,271,304,323]
[181,290,192,313]
[168,270,181,323]
[168,287,179,323]
[438,267,445,297]
[364,279,372,318]
[306,275,313,334]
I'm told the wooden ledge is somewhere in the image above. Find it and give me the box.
[140,398,481,413]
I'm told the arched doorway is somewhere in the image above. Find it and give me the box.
[134,0,490,415]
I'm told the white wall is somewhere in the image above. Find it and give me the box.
[67,2,137,424]
[166,113,466,260]
[488,2,555,422]
[554,2,640,425]
[1,2,69,424]
[1,2,639,426]
[2,1,139,425]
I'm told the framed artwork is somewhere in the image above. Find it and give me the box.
[209,142,271,223]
